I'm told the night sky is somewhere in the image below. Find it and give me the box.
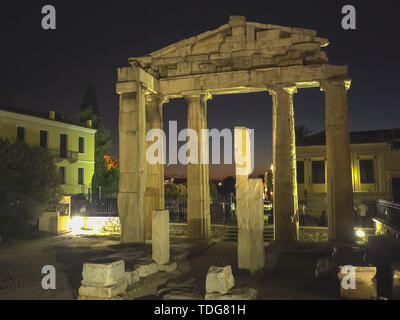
[1,1,399,179]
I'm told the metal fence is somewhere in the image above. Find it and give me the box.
[166,198,237,225]
[376,199,400,227]
[71,194,237,224]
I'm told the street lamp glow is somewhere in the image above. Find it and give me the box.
[356,229,365,238]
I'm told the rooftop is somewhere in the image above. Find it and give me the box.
[0,105,94,130]
[297,128,400,146]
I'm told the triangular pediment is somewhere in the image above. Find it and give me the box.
[129,16,330,78]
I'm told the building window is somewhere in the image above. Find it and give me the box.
[60,134,67,158]
[297,161,305,184]
[360,159,375,184]
[59,167,66,185]
[79,137,85,153]
[78,168,84,185]
[40,130,48,148]
[312,161,325,184]
[17,127,25,142]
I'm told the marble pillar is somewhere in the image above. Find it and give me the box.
[117,81,147,244]
[185,94,211,240]
[322,79,354,244]
[144,94,166,240]
[270,85,299,243]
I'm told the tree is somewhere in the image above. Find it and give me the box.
[92,126,119,195]
[295,125,312,141]
[78,84,119,196]
[0,139,63,240]
[221,176,236,196]
[79,84,99,128]
[165,183,187,202]
[209,182,219,202]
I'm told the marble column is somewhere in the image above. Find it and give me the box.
[322,79,354,244]
[235,127,264,273]
[185,93,211,240]
[117,81,147,244]
[269,85,299,243]
[144,94,166,240]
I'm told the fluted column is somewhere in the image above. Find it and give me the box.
[185,93,211,240]
[117,81,147,244]
[144,93,166,240]
[321,79,354,244]
[269,85,299,243]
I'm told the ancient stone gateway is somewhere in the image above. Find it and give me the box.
[116,16,354,245]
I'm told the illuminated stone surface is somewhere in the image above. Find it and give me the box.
[152,210,170,265]
[78,281,127,299]
[81,260,125,287]
[337,266,377,300]
[205,265,235,294]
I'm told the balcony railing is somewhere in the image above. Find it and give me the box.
[48,148,78,163]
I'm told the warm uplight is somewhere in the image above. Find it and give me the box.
[355,229,365,238]
[69,216,84,234]
[270,164,274,171]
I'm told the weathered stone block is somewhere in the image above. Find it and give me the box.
[152,210,170,265]
[205,265,235,294]
[125,270,140,285]
[136,262,158,278]
[81,260,126,287]
[78,280,127,298]
[157,262,177,273]
[205,287,257,300]
[337,266,377,300]
[256,29,282,41]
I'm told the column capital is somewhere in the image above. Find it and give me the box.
[145,92,169,105]
[182,91,212,103]
[267,84,298,96]
[320,79,352,92]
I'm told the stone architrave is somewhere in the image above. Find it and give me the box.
[235,127,265,273]
[269,85,299,243]
[185,93,211,240]
[322,80,354,244]
[152,210,170,265]
[144,94,166,240]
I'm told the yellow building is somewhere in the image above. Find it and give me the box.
[0,105,96,196]
[296,129,400,221]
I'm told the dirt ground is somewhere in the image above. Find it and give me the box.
[0,233,397,300]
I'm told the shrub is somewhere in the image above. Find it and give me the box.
[0,139,63,240]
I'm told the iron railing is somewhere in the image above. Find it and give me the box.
[165,198,237,225]
[376,199,400,227]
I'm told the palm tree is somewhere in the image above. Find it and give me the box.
[295,125,312,141]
